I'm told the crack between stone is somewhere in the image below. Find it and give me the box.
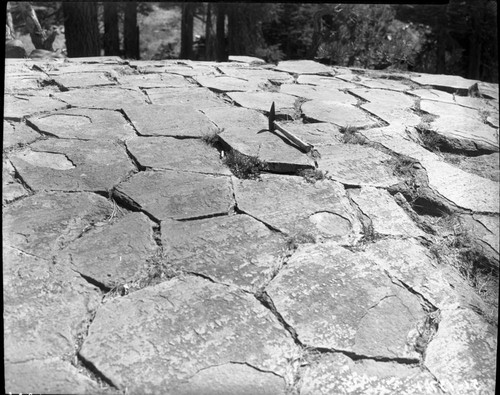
[391,277,437,312]
[306,346,420,365]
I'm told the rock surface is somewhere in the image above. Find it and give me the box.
[3,57,498,395]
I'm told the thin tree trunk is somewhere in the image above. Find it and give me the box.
[124,1,139,59]
[215,3,227,61]
[104,2,120,56]
[62,2,100,57]
[204,3,215,60]
[180,3,194,59]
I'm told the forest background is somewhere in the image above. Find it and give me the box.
[5,1,499,83]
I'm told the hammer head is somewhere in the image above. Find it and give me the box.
[268,102,275,132]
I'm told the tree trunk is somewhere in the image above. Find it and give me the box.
[215,3,227,61]
[180,3,194,59]
[124,1,139,59]
[62,2,100,57]
[104,2,120,56]
[204,3,216,60]
[20,2,58,50]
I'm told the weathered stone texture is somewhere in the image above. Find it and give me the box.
[53,87,147,109]
[79,277,297,393]
[302,100,378,128]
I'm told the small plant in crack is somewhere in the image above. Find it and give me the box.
[293,97,308,120]
[223,150,266,179]
[201,131,220,147]
[389,156,420,178]
[298,168,328,183]
[415,127,446,153]
[414,310,441,355]
[340,125,367,145]
[286,231,317,250]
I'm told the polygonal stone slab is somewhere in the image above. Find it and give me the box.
[115,170,233,220]
[28,108,136,140]
[266,242,425,358]
[201,106,268,131]
[362,238,482,310]
[477,81,499,100]
[145,87,227,108]
[421,158,500,213]
[4,93,68,120]
[79,276,298,393]
[53,72,117,89]
[229,55,266,65]
[123,104,218,137]
[299,353,442,395]
[276,122,343,146]
[127,136,230,175]
[419,100,499,153]
[2,159,29,204]
[227,91,297,116]
[348,187,426,238]
[318,144,399,187]
[58,212,158,288]
[234,174,362,242]
[3,120,40,150]
[280,84,357,103]
[162,214,286,291]
[194,75,260,92]
[356,76,412,91]
[52,87,147,109]
[458,214,500,267]
[296,75,357,89]
[3,192,113,259]
[173,363,286,395]
[302,100,378,128]
[116,72,191,88]
[218,66,293,83]
[349,88,416,108]
[219,127,314,173]
[410,73,478,94]
[5,358,106,395]
[3,246,101,362]
[10,139,135,192]
[275,60,333,75]
[4,74,45,92]
[425,308,497,395]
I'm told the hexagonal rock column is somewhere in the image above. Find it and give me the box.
[274,60,333,75]
[3,120,40,150]
[348,187,426,238]
[126,136,230,175]
[317,144,399,188]
[79,276,297,393]
[193,75,261,92]
[265,242,426,359]
[162,214,287,292]
[123,104,218,137]
[27,108,136,140]
[3,246,101,366]
[424,308,497,395]
[114,170,233,221]
[226,91,297,116]
[145,87,227,109]
[299,353,442,395]
[9,139,135,192]
[57,212,159,289]
[234,174,362,243]
[3,192,114,259]
[4,93,68,120]
[53,87,147,109]
[202,106,268,131]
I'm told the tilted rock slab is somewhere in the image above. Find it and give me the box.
[227,91,298,116]
[28,107,136,140]
[114,170,233,220]
[3,246,101,363]
[79,276,297,393]
[162,214,287,292]
[275,60,333,75]
[234,174,362,243]
[123,104,218,137]
[410,73,479,94]
[2,159,29,204]
[10,139,135,192]
[58,212,159,288]
[420,100,499,153]
[53,87,147,109]
[194,75,261,92]
[296,74,357,89]
[266,242,425,358]
[280,84,357,103]
[348,187,426,238]
[218,66,293,84]
[275,122,343,147]
[53,72,117,89]
[219,127,314,173]
[201,106,268,131]
[302,100,379,128]
[424,308,497,395]
[318,144,399,187]
[3,192,113,259]
[299,353,442,395]
[116,72,191,88]
[126,136,230,175]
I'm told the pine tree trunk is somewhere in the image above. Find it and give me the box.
[204,4,215,60]
[104,2,120,56]
[124,1,139,59]
[62,2,100,57]
[215,3,227,61]
[180,3,194,59]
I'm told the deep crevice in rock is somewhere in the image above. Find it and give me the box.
[76,353,119,390]
[307,346,420,365]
